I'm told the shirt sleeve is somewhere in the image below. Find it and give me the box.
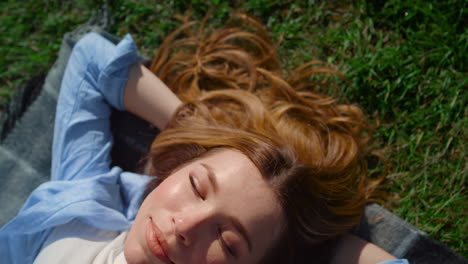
[51,32,140,181]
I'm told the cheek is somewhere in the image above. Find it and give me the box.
[144,174,190,212]
[193,240,226,264]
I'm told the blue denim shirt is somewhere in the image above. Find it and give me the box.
[0,33,152,264]
[0,33,408,264]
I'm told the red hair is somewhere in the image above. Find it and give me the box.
[142,13,381,263]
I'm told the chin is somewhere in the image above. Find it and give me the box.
[124,242,143,264]
[124,228,152,264]
[124,244,154,264]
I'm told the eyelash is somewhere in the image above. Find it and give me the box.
[189,175,204,200]
[218,226,236,258]
[189,175,236,258]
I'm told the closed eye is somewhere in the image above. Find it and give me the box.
[189,175,204,200]
[218,226,237,258]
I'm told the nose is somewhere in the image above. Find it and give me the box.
[173,208,214,247]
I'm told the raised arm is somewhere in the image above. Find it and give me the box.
[51,33,180,181]
[123,63,182,131]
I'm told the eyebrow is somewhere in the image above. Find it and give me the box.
[200,163,253,254]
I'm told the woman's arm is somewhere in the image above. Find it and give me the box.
[51,33,143,181]
[123,63,182,131]
[330,234,397,264]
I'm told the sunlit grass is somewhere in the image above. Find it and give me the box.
[1,0,466,256]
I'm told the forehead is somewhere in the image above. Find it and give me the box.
[199,149,284,255]
[203,150,275,200]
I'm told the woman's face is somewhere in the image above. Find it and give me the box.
[125,148,284,264]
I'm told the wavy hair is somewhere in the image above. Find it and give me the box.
[143,13,381,263]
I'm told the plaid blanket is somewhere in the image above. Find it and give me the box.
[0,9,464,264]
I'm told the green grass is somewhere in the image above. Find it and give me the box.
[1,0,466,256]
[0,1,93,104]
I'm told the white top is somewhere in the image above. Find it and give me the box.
[33,220,128,264]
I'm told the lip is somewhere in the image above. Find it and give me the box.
[146,217,174,264]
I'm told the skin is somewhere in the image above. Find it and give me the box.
[124,63,182,131]
[123,63,398,264]
[124,148,285,264]
[330,234,396,264]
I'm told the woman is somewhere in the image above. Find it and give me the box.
[0,14,408,264]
